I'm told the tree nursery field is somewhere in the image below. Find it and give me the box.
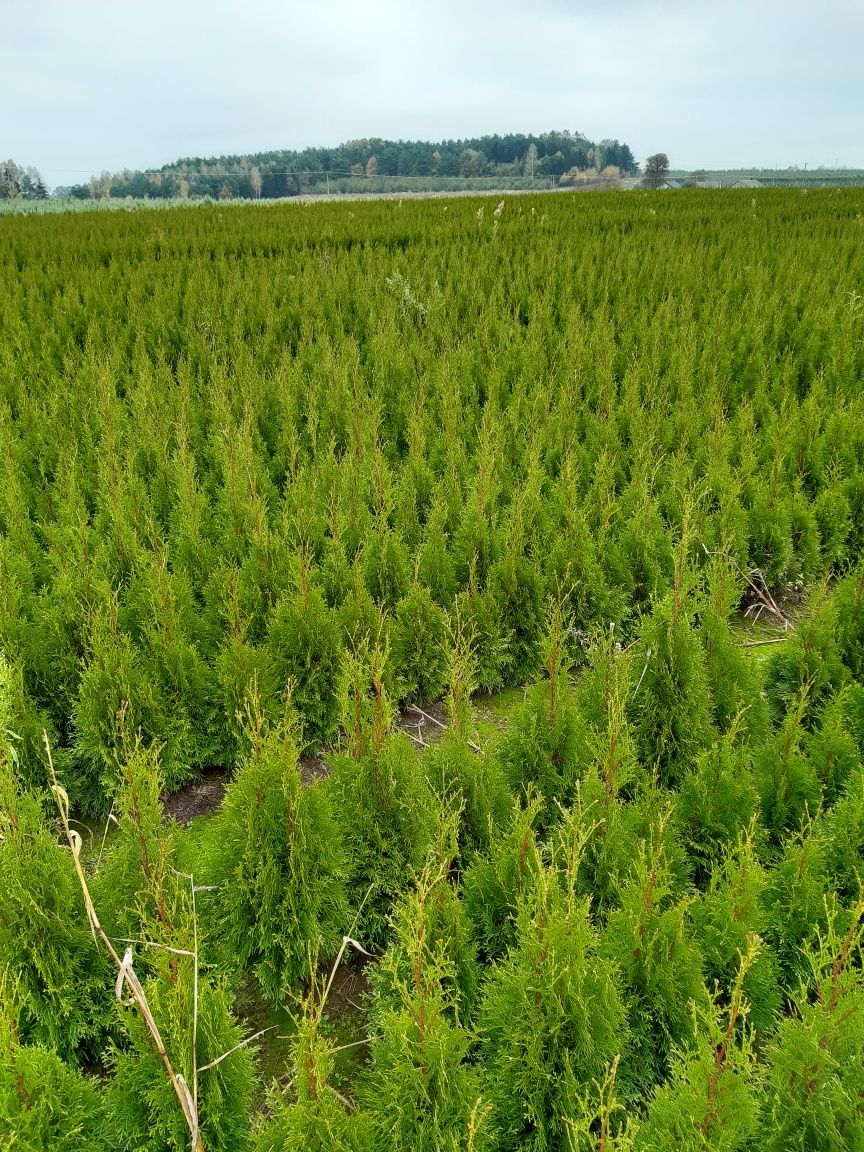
[1,189,864,1150]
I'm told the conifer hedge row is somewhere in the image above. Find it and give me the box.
[1,191,864,1147]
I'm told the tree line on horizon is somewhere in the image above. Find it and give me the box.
[61,130,637,200]
[0,160,48,201]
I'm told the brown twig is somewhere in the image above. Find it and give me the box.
[406,703,482,753]
[45,732,205,1152]
[700,544,794,630]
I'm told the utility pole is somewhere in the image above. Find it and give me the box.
[326,172,330,196]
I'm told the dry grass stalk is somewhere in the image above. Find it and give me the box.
[44,731,206,1152]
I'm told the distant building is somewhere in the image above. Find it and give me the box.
[730,177,763,189]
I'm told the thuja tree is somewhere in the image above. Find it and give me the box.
[629,591,715,788]
[759,898,864,1150]
[834,562,864,679]
[762,809,833,990]
[72,598,199,813]
[390,582,449,704]
[762,583,847,727]
[495,599,587,828]
[94,732,263,1147]
[94,731,188,953]
[267,582,342,747]
[478,858,628,1151]
[203,691,347,1002]
[119,555,219,768]
[461,796,544,963]
[329,636,438,947]
[361,858,489,1152]
[372,824,480,1027]
[566,636,669,920]
[675,727,760,885]
[699,561,769,743]
[690,825,781,1033]
[328,730,438,950]
[0,649,58,793]
[253,953,359,1152]
[821,765,864,905]
[103,870,258,1152]
[805,692,862,808]
[422,732,512,866]
[0,975,108,1151]
[754,691,821,845]
[635,944,761,1151]
[600,811,706,1090]
[42,722,258,1152]
[338,630,394,763]
[0,725,114,1061]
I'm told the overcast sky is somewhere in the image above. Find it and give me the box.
[6,0,864,188]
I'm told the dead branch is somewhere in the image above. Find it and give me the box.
[406,703,482,753]
[630,647,652,701]
[700,544,794,630]
[406,704,447,730]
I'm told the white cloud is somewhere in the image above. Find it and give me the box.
[5,0,863,187]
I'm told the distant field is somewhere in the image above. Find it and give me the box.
[2,190,864,1149]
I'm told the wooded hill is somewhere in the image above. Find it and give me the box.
[63,130,637,200]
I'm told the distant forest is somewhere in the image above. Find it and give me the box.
[1,160,48,201]
[63,131,638,200]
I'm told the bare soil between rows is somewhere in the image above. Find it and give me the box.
[161,701,453,824]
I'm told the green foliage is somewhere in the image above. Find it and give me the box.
[253,958,359,1151]
[495,604,587,826]
[329,732,438,948]
[630,595,715,786]
[835,563,864,678]
[700,598,769,743]
[422,732,512,864]
[362,858,488,1151]
[676,730,760,881]
[0,982,108,1151]
[821,765,864,903]
[462,798,544,962]
[0,759,114,1061]
[600,812,706,1088]
[0,650,56,792]
[691,828,781,1032]
[754,696,821,843]
[390,583,449,704]
[762,812,833,988]
[106,967,257,1152]
[338,631,395,762]
[478,860,628,1150]
[373,832,480,1026]
[636,947,760,1151]
[72,608,199,814]
[203,694,348,1002]
[762,585,847,725]
[805,691,861,806]
[268,584,341,747]
[759,899,864,1150]
[3,190,864,1147]
[495,680,586,826]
